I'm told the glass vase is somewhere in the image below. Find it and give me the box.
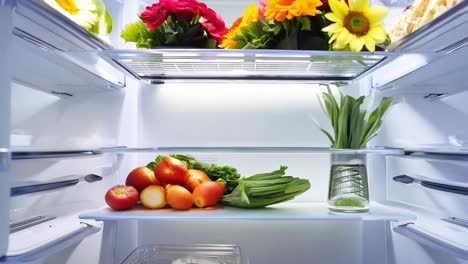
[327,153,369,213]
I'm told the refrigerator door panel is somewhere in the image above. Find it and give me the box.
[0,1,13,257]
[385,155,468,263]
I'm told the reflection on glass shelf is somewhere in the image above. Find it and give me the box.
[103,49,390,82]
[79,202,414,222]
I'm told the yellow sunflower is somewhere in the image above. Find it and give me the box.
[221,3,259,49]
[264,0,322,22]
[322,0,388,52]
[44,0,99,31]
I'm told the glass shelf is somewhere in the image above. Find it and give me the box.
[98,146,405,155]
[103,49,390,82]
[79,202,414,222]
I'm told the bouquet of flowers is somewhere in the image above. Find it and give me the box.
[121,0,227,48]
[222,0,390,52]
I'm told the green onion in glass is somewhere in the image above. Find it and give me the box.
[319,85,392,213]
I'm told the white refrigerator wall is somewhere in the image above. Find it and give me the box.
[138,82,333,148]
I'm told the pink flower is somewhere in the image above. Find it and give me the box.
[139,3,169,30]
[199,7,228,44]
[258,0,267,21]
[140,0,227,45]
[163,0,208,22]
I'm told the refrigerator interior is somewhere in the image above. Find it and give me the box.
[2,0,468,263]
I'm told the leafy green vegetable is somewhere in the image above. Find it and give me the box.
[221,166,310,208]
[320,84,393,149]
[333,198,365,208]
[204,164,241,195]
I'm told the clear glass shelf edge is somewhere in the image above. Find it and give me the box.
[102,49,391,82]
[79,202,414,222]
[98,146,405,155]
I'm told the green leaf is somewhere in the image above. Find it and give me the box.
[146,161,156,171]
[296,16,311,31]
[121,21,147,42]
[281,20,292,36]
[271,24,282,35]
[336,96,353,148]
[105,10,113,34]
[349,100,362,149]
[204,38,217,48]
[191,9,201,25]
[361,97,392,146]
[320,128,336,147]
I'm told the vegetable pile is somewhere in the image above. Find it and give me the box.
[104,154,310,211]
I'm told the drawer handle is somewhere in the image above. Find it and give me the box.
[11,174,102,196]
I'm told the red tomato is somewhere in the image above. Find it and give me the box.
[105,185,139,211]
[184,169,211,192]
[154,157,189,186]
[193,182,224,208]
[126,166,159,192]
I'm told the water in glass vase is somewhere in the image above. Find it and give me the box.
[327,153,369,213]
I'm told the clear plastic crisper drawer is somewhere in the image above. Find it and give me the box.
[121,244,241,264]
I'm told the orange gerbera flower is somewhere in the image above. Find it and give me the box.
[221,17,243,48]
[264,0,322,21]
[221,3,259,48]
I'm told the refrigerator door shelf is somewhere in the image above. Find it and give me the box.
[1,215,102,263]
[11,30,125,95]
[79,202,415,222]
[394,221,468,260]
